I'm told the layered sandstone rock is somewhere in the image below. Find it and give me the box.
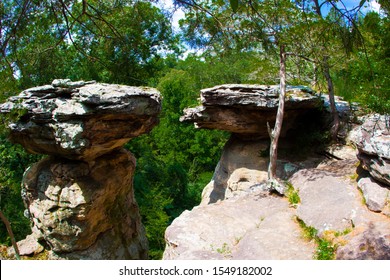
[349,114,390,186]
[180,84,321,138]
[0,80,161,259]
[0,79,161,160]
[182,84,323,203]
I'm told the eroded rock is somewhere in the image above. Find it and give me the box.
[0,80,160,259]
[358,177,390,215]
[7,233,44,257]
[201,135,302,204]
[290,169,366,235]
[336,221,390,260]
[181,84,321,138]
[349,114,390,186]
[22,149,148,259]
[0,80,161,160]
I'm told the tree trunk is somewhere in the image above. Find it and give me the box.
[323,56,340,141]
[0,210,20,259]
[268,44,287,180]
[312,1,340,141]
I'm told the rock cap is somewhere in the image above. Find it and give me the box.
[180,84,321,137]
[0,80,162,160]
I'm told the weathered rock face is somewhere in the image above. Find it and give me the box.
[22,149,147,259]
[180,84,321,138]
[201,135,302,205]
[0,80,160,259]
[336,222,390,260]
[349,114,390,186]
[0,79,161,161]
[290,168,366,235]
[182,84,324,204]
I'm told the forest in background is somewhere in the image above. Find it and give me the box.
[0,0,389,259]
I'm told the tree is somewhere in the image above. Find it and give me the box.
[304,0,367,139]
[0,0,179,89]
[176,0,313,183]
[333,9,390,114]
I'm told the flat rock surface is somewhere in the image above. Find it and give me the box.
[290,169,367,235]
[164,191,316,260]
[0,79,161,160]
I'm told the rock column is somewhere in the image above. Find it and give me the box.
[0,79,162,259]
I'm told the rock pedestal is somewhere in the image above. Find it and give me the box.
[0,79,161,259]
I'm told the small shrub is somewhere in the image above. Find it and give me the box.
[295,217,336,260]
[285,182,300,208]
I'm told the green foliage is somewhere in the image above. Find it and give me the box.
[296,217,336,260]
[0,133,41,245]
[285,182,300,207]
[315,238,336,260]
[333,11,390,114]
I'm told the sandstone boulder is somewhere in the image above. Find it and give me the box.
[180,84,321,138]
[7,233,44,257]
[0,79,161,160]
[349,114,390,186]
[358,177,390,215]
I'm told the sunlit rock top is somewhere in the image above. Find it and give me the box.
[180,84,321,138]
[0,79,161,160]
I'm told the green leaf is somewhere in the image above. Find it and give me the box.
[229,0,239,12]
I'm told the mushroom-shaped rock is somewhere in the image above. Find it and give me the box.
[0,79,161,160]
[180,84,321,138]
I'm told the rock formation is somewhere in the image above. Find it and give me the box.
[182,84,324,203]
[0,79,161,259]
[180,84,321,138]
[349,114,390,186]
[163,84,390,260]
